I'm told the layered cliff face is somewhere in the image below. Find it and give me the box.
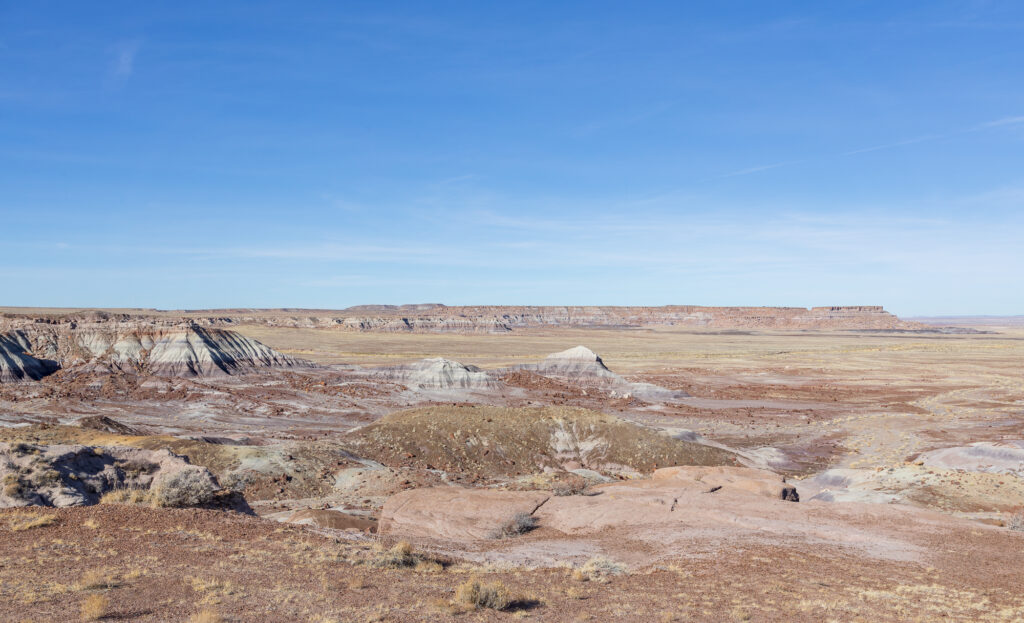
[0,322,309,381]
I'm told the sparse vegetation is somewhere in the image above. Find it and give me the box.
[1009,508,1024,531]
[151,468,217,507]
[99,487,151,505]
[78,568,119,591]
[565,586,587,600]
[3,472,24,498]
[9,442,32,455]
[9,513,58,531]
[348,405,737,479]
[29,467,60,486]
[368,541,418,568]
[190,609,224,623]
[347,575,367,589]
[80,594,109,621]
[574,555,628,582]
[454,577,511,611]
[552,473,590,496]
[500,511,538,537]
[414,559,444,573]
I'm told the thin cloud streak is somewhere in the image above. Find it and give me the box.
[112,40,140,77]
[840,134,939,156]
[977,115,1024,128]
[715,160,801,178]
[713,113,1024,178]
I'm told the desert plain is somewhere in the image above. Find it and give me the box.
[1,305,1022,622]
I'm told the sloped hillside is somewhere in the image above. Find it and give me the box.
[345,405,737,478]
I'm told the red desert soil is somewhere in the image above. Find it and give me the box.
[3,505,1024,622]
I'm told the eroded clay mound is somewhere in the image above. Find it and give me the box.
[345,405,737,479]
[526,346,617,380]
[379,466,796,541]
[372,357,499,390]
[513,346,689,401]
[0,322,311,380]
[146,326,304,376]
[0,441,219,508]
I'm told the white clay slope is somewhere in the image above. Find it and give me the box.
[375,357,497,390]
[532,345,616,379]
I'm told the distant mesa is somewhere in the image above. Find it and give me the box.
[1,304,923,333]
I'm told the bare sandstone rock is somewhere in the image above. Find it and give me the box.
[284,509,378,532]
[380,466,795,541]
[379,487,550,540]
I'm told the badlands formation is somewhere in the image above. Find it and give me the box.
[0,306,1022,621]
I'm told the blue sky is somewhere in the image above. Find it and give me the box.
[1,2,1022,315]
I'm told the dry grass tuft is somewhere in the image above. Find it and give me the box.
[369,541,418,568]
[454,577,511,611]
[9,513,58,531]
[1007,507,1024,531]
[78,568,119,591]
[552,474,589,496]
[565,586,588,600]
[80,593,109,621]
[499,512,538,538]
[150,469,217,508]
[575,555,627,583]
[414,559,444,573]
[347,575,367,590]
[99,487,151,505]
[190,609,224,623]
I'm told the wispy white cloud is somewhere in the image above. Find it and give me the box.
[976,115,1024,129]
[714,160,801,178]
[111,40,141,77]
[840,134,939,156]
[714,113,1024,178]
